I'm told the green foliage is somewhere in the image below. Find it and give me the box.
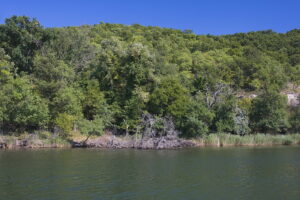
[250,91,290,133]
[149,77,189,118]
[51,87,82,119]
[233,107,250,135]
[183,116,209,137]
[237,98,252,113]
[181,94,214,137]
[0,16,50,73]
[33,53,75,98]
[78,115,104,136]
[0,48,14,84]
[290,104,300,133]
[192,49,235,87]
[0,76,49,132]
[152,116,165,131]
[0,16,299,137]
[213,95,237,133]
[121,87,148,133]
[54,113,76,137]
[81,79,107,120]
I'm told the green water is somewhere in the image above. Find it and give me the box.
[0,147,299,200]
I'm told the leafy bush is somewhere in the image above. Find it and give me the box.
[0,77,49,133]
[78,115,104,137]
[54,113,76,137]
[250,91,290,133]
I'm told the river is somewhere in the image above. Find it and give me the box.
[0,147,299,200]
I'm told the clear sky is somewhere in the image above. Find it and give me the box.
[1,0,299,35]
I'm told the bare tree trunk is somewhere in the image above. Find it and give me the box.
[83,134,91,146]
[125,125,129,137]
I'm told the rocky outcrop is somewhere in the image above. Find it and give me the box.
[80,114,196,149]
[71,110,300,149]
[83,135,196,149]
[0,134,195,149]
[285,93,299,106]
[84,135,135,148]
[136,136,195,149]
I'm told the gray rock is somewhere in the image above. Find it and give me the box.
[84,135,195,149]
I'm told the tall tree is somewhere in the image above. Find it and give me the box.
[0,16,49,73]
[250,91,289,133]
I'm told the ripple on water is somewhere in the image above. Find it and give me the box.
[0,147,299,200]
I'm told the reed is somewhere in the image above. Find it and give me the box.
[194,133,300,146]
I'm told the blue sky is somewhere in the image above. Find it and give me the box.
[1,0,299,35]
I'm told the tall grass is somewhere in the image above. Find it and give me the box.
[194,133,300,146]
[1,132,300,149]
[0,131,71,148]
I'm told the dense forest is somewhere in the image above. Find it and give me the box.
[0,16,299,139]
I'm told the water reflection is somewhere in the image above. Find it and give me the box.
[0,147,299,200]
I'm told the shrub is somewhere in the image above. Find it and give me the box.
[78,115,104,138]
[54,113,76,137]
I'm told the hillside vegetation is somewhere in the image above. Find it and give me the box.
[0,16,300,139]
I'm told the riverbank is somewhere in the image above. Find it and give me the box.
[0,133,71,149]
[192,133,300,147]
[1,133,300,149]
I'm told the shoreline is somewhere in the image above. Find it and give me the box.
[1,133,300,150]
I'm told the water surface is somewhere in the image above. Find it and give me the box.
[0,147,299,200]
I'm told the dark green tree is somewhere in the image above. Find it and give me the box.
[250,91,289,133]
[0,16,49,73]
[0,77,49,133]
